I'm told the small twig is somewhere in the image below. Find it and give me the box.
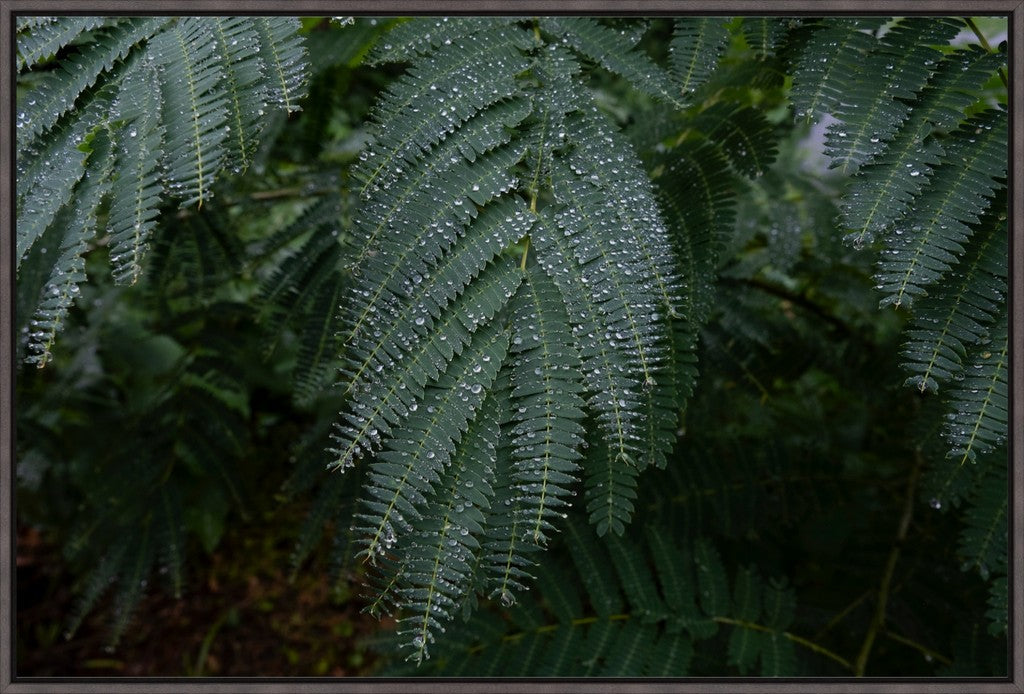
[853,454,922,676]
[882,628,952,666]
[813,589,872,641]
[964,17,1008,88]
[712,617,852,671]
[724,276,855,338]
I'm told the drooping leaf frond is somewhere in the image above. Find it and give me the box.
[944,313,1008,465]
[367,16,516,66]
[900,200,1006,393]
[875,108,1006,309]
[740,17,788,58]
[332,200,532,468]
[505,266,586,544]
[25,126,115,368]
[16,88,111,266]
[16,15,311,359]
[327,18,708,651]
[790,17,889,124]
[541,17,685,109]
[17,17,166,143]
[211,17,268,173]
[106,60,165,285]
[149,17,230,208]
[252,17,309,113]
[823,17,962,174]
[355,318,510,564]
[352,24,533,199]
[389,394,501,663]
[691,102,779,178]
[669,17,730,96]
[396,522,799,676]
[840,46,1005,246]
[957,467,1007,581]
[16,16,112,71]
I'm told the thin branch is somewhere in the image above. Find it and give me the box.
[723,276,855,338]
[853,453,922,676]
[882,629,952,666]
[712,617,853,672]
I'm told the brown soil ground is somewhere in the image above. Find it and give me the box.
[16,511,392,677]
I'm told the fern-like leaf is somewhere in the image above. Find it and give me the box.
[353,25,533,198]
[211,17,269,173]
[669,18,729,97]
[875,108,1006,309]
[107,60,165,285]
[368,17,515,66]
[790,17,889,124]
[506,266,586,543]
[252,17,308,113]
[16,16,111,71]
[824,17,961,174]
[840,46,1005,246]
[391,394,500,663]
[355,318,511,563]
[900,203,1006,393]
[16,18,165,143]
[541,17,685,109]
[944,314,1008,465]
[16,89,112,266]
[25,127,115,367]
[149,17,229,207]
[332,200,532,468]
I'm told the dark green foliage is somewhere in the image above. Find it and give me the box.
[822,18,962,174]
[396,520,799,676]
[327,16,706,660]
[670,18,730,96]
[874,109,1006,309]
[14,14,1009,677]
[15,16,310,362]
[790,17,890,125]
[840,46,1005,245]
[900,199,1006,394]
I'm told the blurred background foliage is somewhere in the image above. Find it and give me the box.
[15,15,1008,677]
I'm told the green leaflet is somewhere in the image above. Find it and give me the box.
[17,17,166,144]
[506,266,586,543]
[875,108,1006,309]
[740,17,790,58]
[25,125,115,368]
[332,201,532,468]
[150,17,230,208]
[252,17,308,113]
[16,88,112,267]
[670,18,730,96]
[390,395,501,663]
[16,16,310,361]
[353,24,534,197]
[790,17,889,124]
[841,46,1005,246]
[901,203,1006,393]
[823,17,962,174]
[337,20,698,599]
[107,59,165,285]
[16,16,112,71]
[944,314,1008,465]
[367,17,516,66]
[356,318,511,563]
[540,17,685,109]
[402,524,798,676]
[691,102,779,178]
[211,17,268,173]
